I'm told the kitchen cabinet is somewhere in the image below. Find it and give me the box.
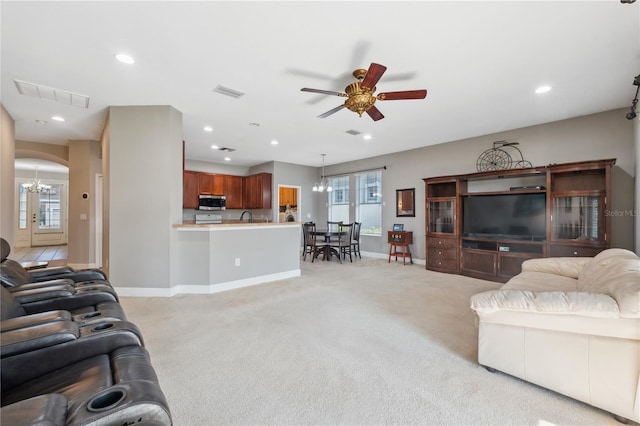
[279,187,297,206]
[198,173,223,195]
[183,170,272,210]
[243,173,272,209]
[183,171,199,209]
[224,175,244,209]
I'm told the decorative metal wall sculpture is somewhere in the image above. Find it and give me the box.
[476,141,532,172]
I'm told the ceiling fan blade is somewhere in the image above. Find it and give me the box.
[318,104,346,118]
[360,63,387,91]
[366,106,385,121]
[301,88,345,96]
[377,89,427,101]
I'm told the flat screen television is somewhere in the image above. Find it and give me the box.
[462,193,546,241]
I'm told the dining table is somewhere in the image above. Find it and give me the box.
[311,229,346,261]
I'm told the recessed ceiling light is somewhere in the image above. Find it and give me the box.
[535,85,551,94]
[363,134,372,140]
[51,116,65,122]
[271,140,279,145]
[115,53,135,64]
[211,145,219,150]
[224,157,231,162]
[204,126,213,132]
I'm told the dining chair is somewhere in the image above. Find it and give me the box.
[302,222,315,260]
[351,221,362,259]
[326,221,343,243]
[303,222,326,262]
[328,223,353,263]
[327,221,343,232]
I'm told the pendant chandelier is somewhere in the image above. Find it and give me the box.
[312,154,332,192]
[22,166,51,193]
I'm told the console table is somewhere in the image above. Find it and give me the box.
[388,231,413,265]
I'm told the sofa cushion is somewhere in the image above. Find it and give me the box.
[577,248,638,291]
[470,289,620,318]
[521,256,590,279]
[502,271,578,292]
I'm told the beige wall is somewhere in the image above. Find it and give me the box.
[101,119,111,276]
[106,106,182,288]
[68,140,101,267]
[321,109,636,258]
[0,105,16,247]
[15,139,68,165]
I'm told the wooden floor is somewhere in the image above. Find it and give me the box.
[8,245,68,267]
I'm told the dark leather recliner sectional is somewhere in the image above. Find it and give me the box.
[0,239,172,425]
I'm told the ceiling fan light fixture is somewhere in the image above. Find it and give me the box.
[301,62,426,121]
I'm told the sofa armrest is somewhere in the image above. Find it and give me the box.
[9,285,75,303]
[1,321,79,357]
[27,265,74,279]
[0,310,72,331]
[470,289,620,318]
[520,257,591,279]
[6,279,76,292]
[0,394,67,426]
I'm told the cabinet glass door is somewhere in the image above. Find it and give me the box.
[428,200,455,234]
[552,195,602,242]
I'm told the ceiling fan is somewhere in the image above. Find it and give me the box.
[301,62,427,121]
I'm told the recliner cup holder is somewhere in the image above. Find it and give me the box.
[81,312,102,319]
[87,388,127,412]
[90,323,114,332]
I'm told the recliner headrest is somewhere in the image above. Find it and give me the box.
[1,238,10,262]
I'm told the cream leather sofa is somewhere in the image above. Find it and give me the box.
[470,248,640,422]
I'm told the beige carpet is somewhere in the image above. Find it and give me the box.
[120,257,618,425]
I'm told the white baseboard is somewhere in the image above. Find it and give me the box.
[115,269,301,297]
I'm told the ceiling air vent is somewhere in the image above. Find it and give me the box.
[218,147,236,152]
[14,79,89,108]
[346,129,361,136]
[212,85,245,99]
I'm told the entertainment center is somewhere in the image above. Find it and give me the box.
[424,158,614,282]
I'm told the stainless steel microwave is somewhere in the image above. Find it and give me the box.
[198,194,226,210]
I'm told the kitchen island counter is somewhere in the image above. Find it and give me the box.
[172,221,301,295]
[175,221,300,229]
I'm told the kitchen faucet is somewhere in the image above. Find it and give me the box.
[240,210,253,223]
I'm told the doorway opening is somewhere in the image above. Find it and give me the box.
[14,159,69,248]
[277,185,301,223]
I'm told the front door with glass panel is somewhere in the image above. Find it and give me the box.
[16,182,67,247]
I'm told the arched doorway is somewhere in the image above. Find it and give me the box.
[14,158,69,247]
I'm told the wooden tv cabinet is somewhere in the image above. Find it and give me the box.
[424,158,614,283]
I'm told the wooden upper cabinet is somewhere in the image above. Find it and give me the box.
[279,187,297,206]
[224,175,244,209]
[183,170,272,210]
[198,173,223,195]
[243,173,272,209]
[183,171,199,209]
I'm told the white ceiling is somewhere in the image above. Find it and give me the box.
[2,1,639,168]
